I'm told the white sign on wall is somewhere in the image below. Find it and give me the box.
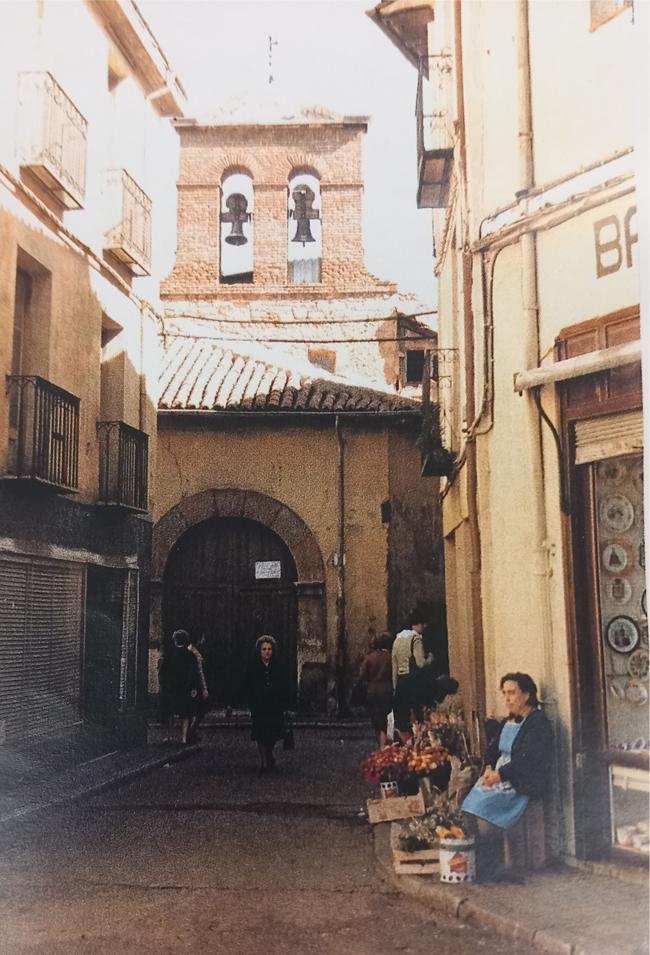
[255,560,281,580]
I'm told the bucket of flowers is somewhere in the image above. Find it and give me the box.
[360,743,408,798]
[392,795,468,876]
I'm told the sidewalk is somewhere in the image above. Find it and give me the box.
[373,823,649,955]
[0,733,199,827]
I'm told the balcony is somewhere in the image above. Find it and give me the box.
[17,72,87,209]
[104,170,152,276]
[97,421,148,512]
[416,55,454,209]
[5,376,80,491]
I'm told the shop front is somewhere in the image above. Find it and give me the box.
[559,307,647,862]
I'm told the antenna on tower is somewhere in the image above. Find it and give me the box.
[268,35,278,85]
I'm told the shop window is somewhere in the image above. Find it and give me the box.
[308,347,336,374]
[593,453,648,856]
[220,171,253,284]
[590,0,632,30]
[288,170,321,284]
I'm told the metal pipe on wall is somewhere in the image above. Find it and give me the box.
[516,0,555,708]
[454,0,487,747]
[334,414,347,714]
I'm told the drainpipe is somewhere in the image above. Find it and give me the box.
[454,0,486,748]
[516,0,555,705]
[335,414,347,715]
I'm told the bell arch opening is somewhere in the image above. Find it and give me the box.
[288,169,322,284]
[220,170,254,284]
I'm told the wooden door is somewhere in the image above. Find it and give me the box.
[163,517,297,707]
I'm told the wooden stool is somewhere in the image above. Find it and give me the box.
[504,798,547,870]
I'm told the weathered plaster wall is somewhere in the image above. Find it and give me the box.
[153,417,438,701]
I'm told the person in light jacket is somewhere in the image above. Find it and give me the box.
[391,613,433,741]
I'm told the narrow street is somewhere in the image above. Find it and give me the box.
[0,727,534,955]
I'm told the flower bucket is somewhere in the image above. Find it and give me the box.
[380,781,399,799]
[439,837,475,883]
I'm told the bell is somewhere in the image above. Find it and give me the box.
[292,218,316,244]
[222,193,249,246]
[291,184,318,245]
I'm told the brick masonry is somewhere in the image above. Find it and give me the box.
[161,121,396,300]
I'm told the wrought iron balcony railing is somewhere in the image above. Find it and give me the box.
[104,170,152,276]
[5,376,80,491]
[17,72,87,209]
[97,421,149,512]
[416,55,454,209]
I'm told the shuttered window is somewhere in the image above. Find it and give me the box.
[574,411,643,464]
[0,557,83,742]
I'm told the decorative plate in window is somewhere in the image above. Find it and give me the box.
[642,590,647,618]
[606,577,632,605]
[627,648,649,682]
[624,681,648,706]
[601,542,633,575]
[606,616,640,654]
[598,459,627,486]
[599,495,635,534]
[631,460,644,495]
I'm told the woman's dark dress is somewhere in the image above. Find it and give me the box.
[165,645,201,719]
[246,659,288,746]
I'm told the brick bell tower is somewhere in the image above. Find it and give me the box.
[161,106,395,300]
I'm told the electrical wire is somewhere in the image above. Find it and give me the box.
[163,307,438,326]
[161,331,439,344]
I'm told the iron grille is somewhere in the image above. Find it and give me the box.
[5,376,79,490]
[17,72,87,209]
[415,55,454,209]
[104,170,152,275]
[98,421,148,512]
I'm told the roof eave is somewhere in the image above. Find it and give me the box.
[88,0,187,117]
[365,0,433,69]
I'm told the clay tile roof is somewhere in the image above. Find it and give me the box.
[158,337,419,415]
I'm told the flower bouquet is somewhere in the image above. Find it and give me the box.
[360,743,409,785]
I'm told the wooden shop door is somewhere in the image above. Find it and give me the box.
[163,517,298,707]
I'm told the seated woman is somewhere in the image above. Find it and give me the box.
[461,672,552,882]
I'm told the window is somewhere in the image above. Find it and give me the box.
[288,171,322,284]
[17,72,87,209]
[406,349,426,385]
[308,348,336,374]
[590,0,632,29]
[220,171,254,284]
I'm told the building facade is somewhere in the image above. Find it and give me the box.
[0,0,184,751]
[369,0,646,863]
[152,109,445,712]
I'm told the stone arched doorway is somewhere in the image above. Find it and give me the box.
[151,490,328,712]
[164,516,298,706]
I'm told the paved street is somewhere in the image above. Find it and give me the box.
[0,726,535,955]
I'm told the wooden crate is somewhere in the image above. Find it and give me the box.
[367,790,426,824]
[393,847,440,875]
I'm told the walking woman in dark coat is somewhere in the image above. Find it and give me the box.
[166,629,201,745]
[246,635,289,772]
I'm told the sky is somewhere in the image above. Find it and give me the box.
[138,0,437,305]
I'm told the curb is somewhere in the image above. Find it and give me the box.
[0,744,200,828]
[372,826,578,955]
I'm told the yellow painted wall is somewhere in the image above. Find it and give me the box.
[154,418,440,676]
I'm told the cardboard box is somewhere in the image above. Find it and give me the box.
[366,790,426,824]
